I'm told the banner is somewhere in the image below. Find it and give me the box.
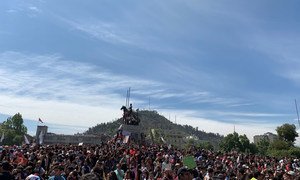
[39,130,44,144]
[24,135,30,144]
[183,156,197,169]
[123,135,130,143]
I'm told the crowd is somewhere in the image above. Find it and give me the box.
[0,139,300,180]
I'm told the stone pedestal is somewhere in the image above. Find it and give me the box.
[122,124,145,144]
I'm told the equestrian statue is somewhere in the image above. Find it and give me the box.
[120,103,140,125]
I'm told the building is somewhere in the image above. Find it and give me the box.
[253,132,278,144]
[36,125,109,145]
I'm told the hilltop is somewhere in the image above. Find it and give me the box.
[84,110,223,146]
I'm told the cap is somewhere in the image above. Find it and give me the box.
[177,167,188,176]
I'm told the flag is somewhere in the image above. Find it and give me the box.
[38,118,43,123]
[39,130,44,144]
[161,137,166,143]
[0,132,4,142]
[123,135,130,143]
[24,135,30,144]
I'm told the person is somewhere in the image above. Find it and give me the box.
[48,166,66,180]
[0,161,14,180]
[25,169,41,180]
[129,104,133,115]
[114,163,124,180]
[177,167,193,180]
[107,171,118,180]
[204,167,213,180]
[67,171,79,180]
[34,160,45,178]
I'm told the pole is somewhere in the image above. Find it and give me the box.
[126,89,128,107]
[128,87,131,107]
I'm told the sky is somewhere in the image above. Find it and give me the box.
[1,0,300,143]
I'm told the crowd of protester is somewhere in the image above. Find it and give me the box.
[1,138,300,180]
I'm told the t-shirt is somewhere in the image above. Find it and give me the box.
[26,174,41,180]
[114,169,124,180]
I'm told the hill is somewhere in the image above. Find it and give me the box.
[84,110,223,146]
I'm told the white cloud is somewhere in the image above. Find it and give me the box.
[0,94,120,128]
[28,6,41,13]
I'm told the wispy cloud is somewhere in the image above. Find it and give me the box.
[0,51,168,126]
[0,51,164,106]
[28,6,41,13]
[58,17,137,46]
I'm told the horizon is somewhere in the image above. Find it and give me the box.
[0,109,294,144]
[1,1,300,144]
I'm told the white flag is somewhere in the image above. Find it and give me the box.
[39,131,44,144]
[161,137,166,143]
[24,135,30,144]
[123,135,130,143]
[0,132,4,142]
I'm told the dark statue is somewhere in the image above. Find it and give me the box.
[120,105,140,125]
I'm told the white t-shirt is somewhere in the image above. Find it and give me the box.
[25,174,41,180]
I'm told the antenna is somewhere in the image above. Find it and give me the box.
[125,89,128,106]
[128,87,131,107]
[149,96,150,110]
[295,99,300,128]
[125,87,131,107]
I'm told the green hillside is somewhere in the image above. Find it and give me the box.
[84,110,223,147]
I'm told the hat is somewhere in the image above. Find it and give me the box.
[177,167,188,176]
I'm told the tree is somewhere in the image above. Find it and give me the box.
[257,136,270,155]
[269,139,290,150]
[197,141,214,150]
[276,123,298,145]
[220,132,241,152]
[220,132,254,153]
[239,134,250,152]
[0,113,27,145]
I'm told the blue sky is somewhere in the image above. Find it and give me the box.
[1,0,300,142]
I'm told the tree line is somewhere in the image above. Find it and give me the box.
[218,123,300,157]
